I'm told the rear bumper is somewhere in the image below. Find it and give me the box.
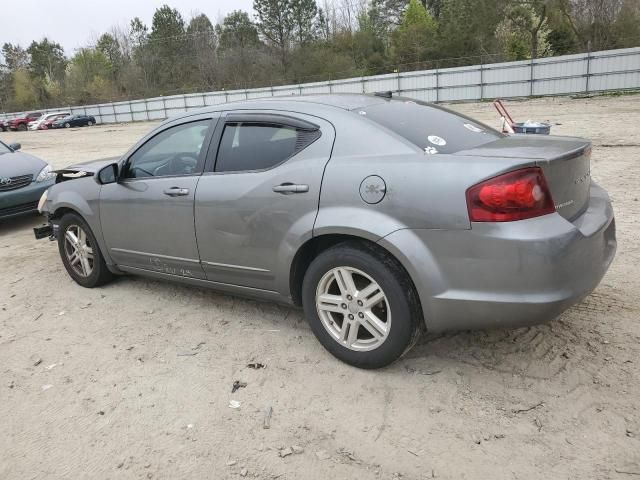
[0,179,54,219]
[379,183,616,332]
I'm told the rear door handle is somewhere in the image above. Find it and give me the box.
[272,183,309,194]
[163,187,190,197]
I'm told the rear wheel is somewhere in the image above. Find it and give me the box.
[87,121,93,126]
[302,242,422,369]
[58,213,113,288]
[64,123,71,128]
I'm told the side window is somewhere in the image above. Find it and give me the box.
[215,122,320,173]
[123,120,210,179]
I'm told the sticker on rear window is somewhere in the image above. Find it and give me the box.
[463,123,483,133]
[427,135,446,146]
[424,146,439,155]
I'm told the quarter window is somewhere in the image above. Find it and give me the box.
[123,120,210,179]
[215,122,320,173]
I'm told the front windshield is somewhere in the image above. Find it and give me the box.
[0,141,12,155]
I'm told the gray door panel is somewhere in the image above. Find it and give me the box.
[100,176,205,279]
[195,112,335,293]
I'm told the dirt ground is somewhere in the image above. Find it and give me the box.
[1,95,639,480]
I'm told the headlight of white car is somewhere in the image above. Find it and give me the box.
[35,164,55,182]
[37,189,48,213]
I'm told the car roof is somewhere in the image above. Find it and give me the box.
[200,93,389,114]
[158,94,391,128]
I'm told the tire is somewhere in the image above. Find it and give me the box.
[64,123,71,128]
[302,242,422,369]
[17,123,27,131]
[57,213,113,288]
[87,121,93,126]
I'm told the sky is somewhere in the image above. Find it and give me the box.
[0,0,254,54]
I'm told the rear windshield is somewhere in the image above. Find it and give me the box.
[356,99,502,154]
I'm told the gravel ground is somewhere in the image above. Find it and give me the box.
[1,95,639,480]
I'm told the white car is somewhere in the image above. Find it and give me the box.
[28,112,70,131]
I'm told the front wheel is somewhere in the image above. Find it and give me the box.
[17,123,27,131]
[58,213,113,288]
[64,123,71,128]
[87,121,93,126]
[302,242,422,369]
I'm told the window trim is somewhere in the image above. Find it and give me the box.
[119,117,217,182]
[204,112,321,175]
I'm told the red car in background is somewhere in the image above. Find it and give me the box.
[7,112,43,131]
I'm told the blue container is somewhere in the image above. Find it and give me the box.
[512,122,551,135]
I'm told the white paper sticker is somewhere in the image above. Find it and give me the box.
[427,135,446,146]
[424,146,439,155]
[464,123,483,133]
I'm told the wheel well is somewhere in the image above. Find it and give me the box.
[50,206,80,221]
[289,234,422,315]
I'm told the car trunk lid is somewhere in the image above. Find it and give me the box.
[456,135,591,221]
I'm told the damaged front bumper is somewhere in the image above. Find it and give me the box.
[33,218,58,240]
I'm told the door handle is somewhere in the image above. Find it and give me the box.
[163,187,190,197]
[272,183,309,194]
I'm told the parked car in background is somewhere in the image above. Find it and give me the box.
[7,112,43,131]
[52,114,96,129]
[29,112,70,131]
[0,119,8,132]
[35,94,616,369]
[38,113,71,130]
[0,140,55,219]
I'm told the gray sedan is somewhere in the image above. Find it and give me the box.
[34,94,616,368]
[1,140,56,219]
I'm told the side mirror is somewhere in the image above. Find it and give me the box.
[97,163,119,185]
[9,143,21,151]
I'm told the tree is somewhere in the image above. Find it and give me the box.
[392,0,437,65]
[186,13,217,88]
[148,5,187,89]
[254,0,296,73]
[373,0,408,27]
[612,0,640,48]
[70,48,111,85]
[27,39,66,83]
[291,0,318,45]
[424,0,444,19]
[316,7,332,41]
[96,33,124,86]
[128,17,153,93]
[437,0,506,60]
[218,11,261,51]
[11,69,38,109]
[25,39,66,106]
[67,48,114,103]
[496,2,554,59]
[556,0,630,51]
[217,10,267,87]
[2,43,29,71]
[130,17,149,48]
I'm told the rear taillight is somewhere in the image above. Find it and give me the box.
[466,167,555,222]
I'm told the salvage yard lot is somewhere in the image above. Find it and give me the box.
[1,95,639,479]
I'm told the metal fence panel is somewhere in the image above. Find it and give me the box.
[1,47,639,123]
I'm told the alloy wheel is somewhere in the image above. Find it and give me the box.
[63,225,94,277]
[315,266,391,351]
